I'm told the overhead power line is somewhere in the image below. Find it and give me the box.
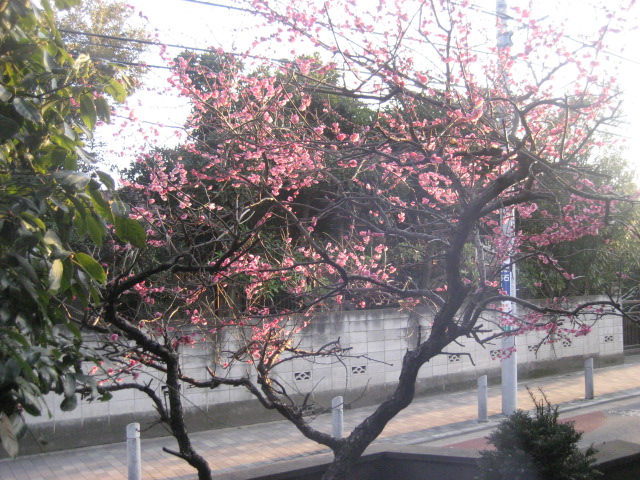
[177,0,252,13]
[59,1,640,70]
[60,28,293,70]
[172,0,640,67]
[60,28,215,54]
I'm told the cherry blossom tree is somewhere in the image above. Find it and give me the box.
[82,1,637,479]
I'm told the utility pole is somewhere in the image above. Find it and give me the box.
[497,0,518,416]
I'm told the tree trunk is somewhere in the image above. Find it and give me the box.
[166,355,212,480]
[317,327,456,480]
[318,347,429,480]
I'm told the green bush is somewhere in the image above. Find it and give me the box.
[477,390,600,480]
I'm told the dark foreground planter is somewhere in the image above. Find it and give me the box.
[595,440,640,480]
[217,441,640,480]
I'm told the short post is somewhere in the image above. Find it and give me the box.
[585,358,594,400]
[127,422,141,480]
[332,396,344,438]
[478,375,488,422]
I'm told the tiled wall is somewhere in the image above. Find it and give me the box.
[27,296,623,432]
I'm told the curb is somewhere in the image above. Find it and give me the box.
[398,387,640,446]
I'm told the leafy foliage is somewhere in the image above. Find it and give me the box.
[478,391,599,480]
[518,149,640,298]
[0,0,141,457]
[55,0,150,79]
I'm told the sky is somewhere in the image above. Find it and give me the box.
[97,0,640,179]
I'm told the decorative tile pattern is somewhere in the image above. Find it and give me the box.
[604,334,614,343]
[490,349,501,361]
[300,404,315,416]
[293,371,311,381]
[562,338,572,348]
[447,354,461,363]
[351,365,367,375]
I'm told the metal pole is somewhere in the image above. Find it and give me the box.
[500,205,517,415]
[126,422,141,480]
[332,396,344,438]
[478,375,488,422]
[585,358,594,400]
[501,332,517,414]
[497,0,518,416]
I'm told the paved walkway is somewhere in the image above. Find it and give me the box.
[1,356,640,480]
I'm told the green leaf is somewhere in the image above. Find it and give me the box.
[0,85,12,102]
[0,413,18,458]
[38,365,58,390]
[49,259,63,292]
[62,121,76,140]
[95,97,111,124]
[105,78,127,103]
[43,51,59,73]
[14,362,39,387]
[75,146,95,164]
[76,373,99,399]
[59,394,78,412]
[43,145,69,169]
[72,208,87,239]
[0,329,30,349]
[79,94,97,131]
[84,214,105,247]
[9,414,26,441]
[99,391,113,402]
[19,401,40,417]
[19,212,46,231]
[4,358,22,385]
[96,171,116,191]
[11,254,39,284]
[53,170,90,189]
[73,252,106,284]
[50,133,76,151]
[13,97,43,123]
[25,350,43,367]
[43,230,64,251]
[73,53,91,69]
[88,188,112,219]
[114,215,147,249]
[89,284,101,304]
[14,274,39,302]
[0,115,20,141]
[64,318,82,341]
[62,373,76,398]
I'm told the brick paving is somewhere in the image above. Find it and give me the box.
[1,356,639,480]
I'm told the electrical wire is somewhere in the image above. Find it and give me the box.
[175,0,252,13]
[59,0,640,71]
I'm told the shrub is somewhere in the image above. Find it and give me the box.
[477,390,600,480]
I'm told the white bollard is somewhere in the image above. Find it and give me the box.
[127,422,141,480]
[332,396,344,438]
[585,358,594,400]
[478,375,488,422]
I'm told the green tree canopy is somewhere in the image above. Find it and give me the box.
[0,0,144,457]
[56,0,150,79]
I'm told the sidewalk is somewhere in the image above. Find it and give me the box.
[2,356,639,480]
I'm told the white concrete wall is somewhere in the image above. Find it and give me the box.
[29,296,623,428]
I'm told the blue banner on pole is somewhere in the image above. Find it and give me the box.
[501,268,510,295]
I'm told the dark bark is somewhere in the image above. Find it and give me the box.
[102,302,213,480]
[320,332,452,480]
[163,355,212,480]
